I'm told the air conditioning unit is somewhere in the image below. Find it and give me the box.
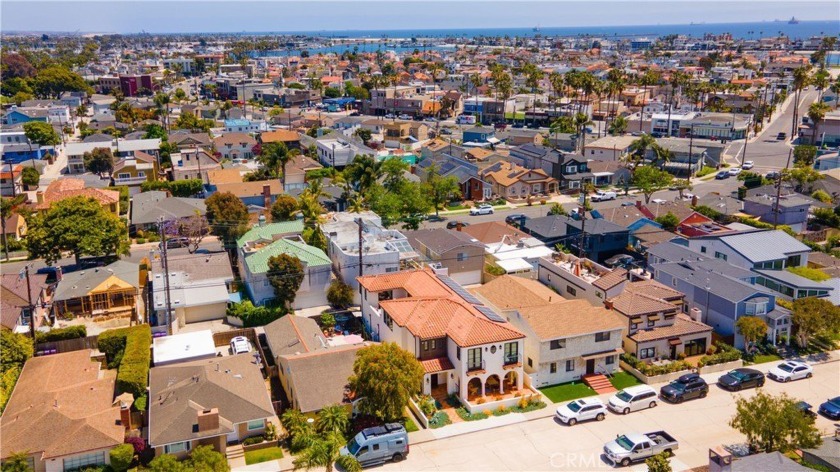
[690,307,703,322]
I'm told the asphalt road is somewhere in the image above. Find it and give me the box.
[380,359,840,472]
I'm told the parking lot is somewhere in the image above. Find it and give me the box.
[380,359,840,471]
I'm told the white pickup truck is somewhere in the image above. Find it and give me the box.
[603,431,678,467]
[590,190,616,202]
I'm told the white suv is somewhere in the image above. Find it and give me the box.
[470,204,494,215]
[608,385,658,414]
[555,398,608,426]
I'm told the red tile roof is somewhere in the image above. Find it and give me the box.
[421,357,455,373]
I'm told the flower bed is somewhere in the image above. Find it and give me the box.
[460,390,545,415]
[698,342,742,367]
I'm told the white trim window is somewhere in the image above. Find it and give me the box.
[164,441,191,454]
[63,451,106,470]
[247,419,265,431]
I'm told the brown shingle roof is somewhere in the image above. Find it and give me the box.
[628,313,712,342]
[214,180,283,198]
[592,268,629,290]
[279,344,367,413]
[0,350,124,460]
[459,221,528,245]
[260,129,301,143]
[213,132,257,147]
[609,280,682,317]
[471,275,564,310]
[264,315,326,356]
[517,299,626,340]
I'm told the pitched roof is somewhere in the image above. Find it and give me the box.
[53,261,139,302]
[207,168,245,185]
[592,268,629,290]
[638,200,697,222]
[517,299,626,341]
[628,313,713,342]
[359,269,524,346]
[405,229,483,256]
[244,237,331,274]
[148,354,274,446]
[609,280,683,316]
[471,275,564,310]
[278,344,367,413]
[264,315,326,356]
[213,132,257,147]
[37,178,119,210]
[0,350,124,460]
[130,191,206,226]
[260,129,301,143]
[522,215,569,239]
[421,357,455,373]
[214,180,283,199]
[0,272,49,330]
[237,220,305,247]
[460,221,529,245]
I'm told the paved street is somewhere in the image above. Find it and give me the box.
[379,359,840,472]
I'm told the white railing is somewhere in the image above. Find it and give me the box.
[113,176,148,185]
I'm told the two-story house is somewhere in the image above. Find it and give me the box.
[1,272,51,333]
[357,269,526,409]
[213,133,257,160]
[472,276,625,389]
[742,193,813,232]
[608,280,713,361]
[112,150,158,195]
[171,147,221,183]
[405,229,485,285]
[538,252,631,306]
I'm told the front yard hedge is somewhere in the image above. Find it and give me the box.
[98,325,151,398]
[698,342,742,367]
[35,325,87,343]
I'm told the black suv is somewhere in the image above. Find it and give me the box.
[660,373,708,403]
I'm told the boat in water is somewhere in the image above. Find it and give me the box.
[788,16,799,24]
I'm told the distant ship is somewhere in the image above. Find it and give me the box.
[533,25,540,32]
[789,16,800,24]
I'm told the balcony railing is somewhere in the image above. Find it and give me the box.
[504,354,520,366]
[113,176,148,185]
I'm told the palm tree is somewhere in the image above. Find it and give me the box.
[791,66,812,137]
[293,431,358,472]
[522,62,544,127]
[808,101,831,145]
[153,92,171,132]
[548,71,565,119]
[574,112,593,155]
[831,79,840,109]
[812,69,830,100]
[608,115,628,136]
[605,69,626,137]
[316,404,350,435]
[259,142,296,188]
[627,134,660,172]
[638,70,661,132]
[469,73,483,123]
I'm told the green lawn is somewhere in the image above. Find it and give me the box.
[609,371,642,390]
[244,446,284,465]
[403,416,419,432]
[539,381,597,404]
[749,353,783,365]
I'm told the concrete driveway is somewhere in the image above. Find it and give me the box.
[381,360,840,471]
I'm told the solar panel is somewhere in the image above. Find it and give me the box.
[475,305,506,323]
[437,274,483,305]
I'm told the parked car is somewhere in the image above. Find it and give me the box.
[229,336,250,355]
[818,396,840,420]
[439,128,453,135]
[620,201,635,207]
[384,113,395,119]
[398,114,412,120]
[604,254,634,268]
[608,385,658,415]
[341,423,409,467]
[603,431,679,467]
[470,204,494,215]
[555,398,607,426]
[505,214,528,226]
[728,167,742,176]
[160,237,189,250]
[445,221,469,230]
[591,190,617,202]
[742,160,755,170]
[715,170,730,180]
[512,122,525,129]
[659,373,708,403]
[777,132,787,141]
[767,360,813,382]
[796,401,817,418]
[717,368,765,391]
[766,171,781,180]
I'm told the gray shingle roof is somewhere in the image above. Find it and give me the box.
[732,451,810,472]
[565,217,628,235]
[653,260,769,302]
[754,269,834,291]
[53,261,139,301]
[130,191,207,226]
[522,215,570,239]
[405,229,483,255]
[646,241,705,263]
[718,230,810,263]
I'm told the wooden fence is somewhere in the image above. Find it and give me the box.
[35,335,100,356]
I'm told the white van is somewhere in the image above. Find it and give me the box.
[456,115,476,125]
[608,385,658,415]
[340,423,409,467]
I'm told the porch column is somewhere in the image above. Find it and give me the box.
[499,377,504,395]
[518,371,524,391]
[480,377,485,397]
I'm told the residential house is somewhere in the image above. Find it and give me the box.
[129,191,207,231]
[742,193,813,232]
[639,200,734,238]
[462,127,497,144]
[238,223,331,309]
[357,269,526,404]
[538,252,630,306]
[507,143,563,178]
[1,213,27,242]
[652,255,791,348]
[148,355,275,458]
[321,211,418,302]
[460,221,530,246]
[52,261,140,319]
[224,119,267,134]
[315,138,370,168]
[1,272,51,334]
[608,280,713,361]
[112,150,158,195]
[521,215,570,247]
[585,135,637,161]
[287,179,347,212]
[168,132,212,150]
[482,162,558,200]
[415,154,490,201]
[564,216,631,263]
[586,160,631,188]
[0,351,126,472]
[213,133,257,160]
[282,154,323,192]
[405,229,485,285]
[1,106,50,125]
[171,147,221,183]
[35,178,120,215]
[696,193,744,218]
[65,138,161,175]
[0,164,22,197]
[505,129,544,146]
[149,253,234,329]
[1,143,50,164]
[206,168,282,208]
[472,276,625,387]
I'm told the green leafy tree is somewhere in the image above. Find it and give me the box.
[632,166,674,204]
[547,203,567,216]
[293,431,353,472]
[811,189,833,203]
[644,452,673,472]
[1,329,33,372]
[791,297,840,348]
[267,254,305,308]
[270,194,299,221]
[303,226,328,252]
[26,196,129,264]
[21,167,39,189]
[326,280,354,309]
[188,444,230,471]
[148,453,187,472]
[793,145,818,167]
[23,121,60,147]
[730,391,821,453]
[425,163,461,218]
[168,179,204,197]
[259,141,297,188]
[1,195,26,261]
[0,452,34,472]
[109,443,135,472]
[655,212,680,231]
[354,128,372,145]
[344,155,382,195]
[83,147,115,176]
[735,316,768,351]
[32,65,92,98]
[350,342,424,421]
[205,192,249,252]
[783,165,823,193]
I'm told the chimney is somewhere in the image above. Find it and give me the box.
[263,185,272,209]
[691,195,698,207]
[455,222,462,231]
[604,300,614,310]
[197,408,220,432]
[635,200,642,209]
[708,446,733,472]
[36,191,44,204]
[120,402,132,430]
[258,214,266,227]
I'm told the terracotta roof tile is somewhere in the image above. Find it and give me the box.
[421,357,455,373]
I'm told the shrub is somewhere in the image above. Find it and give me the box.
[21,167,39,188]
[326,279,354,308]
[429,411,451,429]
[125,436,146,454]
[227,301,284,327]
[698,342,741,367]
[35,325,87,343]
[109,443,135,472]
[476,397,486,405]
[134,394,147,411]
[243,435,266,446]
[493,405,510,416]
[110,185,130,215]
[99,325,152,397]
[135,238,146,244]
[265,422,277,441]
[455,407,488,421]
[483,409,493,416]
[696,166,717,177]
[418,395,437,418]
[319,313,336,330]
[812,189,833,203]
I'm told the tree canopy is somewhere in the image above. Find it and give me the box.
[729,391,821,453]
[271,194,299,221]
[205,192,249,250]
[735,316,768,351]
[349,342,424,421]
[83,147,115,176]
[791,297,840,348]
[31,65,92,98]
[632,166,674,203]
[26,196,129,264]
[23,121,60,146]
[267,254,305,308]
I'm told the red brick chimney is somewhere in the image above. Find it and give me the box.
[691,195,698,207]
[263,184,272,209]
[120,402,132,430]
[197,408,219,432]
[635,200,642,209]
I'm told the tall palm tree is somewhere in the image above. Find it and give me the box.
[574,112,593,155]
[638,69,661,132]
[790,65,812,137]
[153,92,171,132]
[627,134,660,172]
[522,62,544,127]
[830,79,840,109]
[469,73,483,123]
[548,71,565,119]
[808,101,830,145]
[605,69,626,137]
[260,141,296,188]
[608,115,629,136]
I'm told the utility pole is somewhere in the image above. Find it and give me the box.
[158,217,173,335]
[355,217,364,294]
[740,123,749,167]
[578,190,588,260]
[22,265,35,339]
[688,123,695,177]
[774,148,793,229]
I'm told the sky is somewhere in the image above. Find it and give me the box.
[1,0,837,34]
